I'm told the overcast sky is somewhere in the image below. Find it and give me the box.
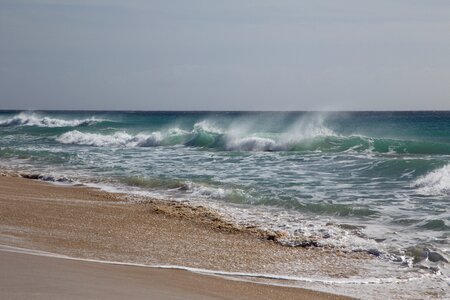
[0,0,449,110]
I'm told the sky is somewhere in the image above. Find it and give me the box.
[0,0,449,110]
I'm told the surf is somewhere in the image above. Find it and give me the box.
[412,164,450,196]
[55,125,450,155]
[0,112,105,128]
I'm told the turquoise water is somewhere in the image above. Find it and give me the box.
[0,111,449,272]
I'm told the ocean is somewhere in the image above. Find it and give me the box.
[0,110,449,293]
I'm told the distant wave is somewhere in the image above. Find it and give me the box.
[55,120,450,155]
[412,164,450,196]
[0,112,104,128]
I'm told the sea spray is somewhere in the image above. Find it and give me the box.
[413,164,450,195]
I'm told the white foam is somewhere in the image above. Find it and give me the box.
[226,136,280,151]
[0,112,102,127]
[412,164,450,196]
[56,124,215,148]
[193,120,223,134]
[56,130,163,147]
[187,182,228,199]
[205,202,388,254]
[225,115,337,152]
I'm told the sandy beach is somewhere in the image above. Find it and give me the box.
[0,175,361,299]
[0,248,345,300]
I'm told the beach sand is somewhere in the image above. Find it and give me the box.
[0,175,358,299]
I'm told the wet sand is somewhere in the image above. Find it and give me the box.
[0,249,349,300]
[0,175,357,299]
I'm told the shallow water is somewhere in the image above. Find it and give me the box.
[0,110,449,294]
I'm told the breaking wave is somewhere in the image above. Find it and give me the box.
[56,130,166,147]
[0,113,104,127]
[412,164,450,196]
[55,120,334,151]
[55,120,450,155]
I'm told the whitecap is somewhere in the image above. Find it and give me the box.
[56,130,164,147]
[412,164,450,196]
[192,120,223,134]
[0,112,102,128]
[226,136,282,151]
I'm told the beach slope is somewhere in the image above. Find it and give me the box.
[0,175,352,299]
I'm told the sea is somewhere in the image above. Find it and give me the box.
[0,110,449,297]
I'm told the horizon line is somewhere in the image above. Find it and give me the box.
[1,109,450,113]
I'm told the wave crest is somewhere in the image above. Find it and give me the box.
[412,164,450,196]
[53,119,450,155]
[56,130,164,147]
[226,137,280,151]
[0,113,103,128]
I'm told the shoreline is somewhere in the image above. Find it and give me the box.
[0,174,361,299]
[0,247,347,300]
[1,174,447,299]
[0,244,361,287]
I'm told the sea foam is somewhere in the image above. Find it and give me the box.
[412,164,450,196]
[56,130,164,147]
